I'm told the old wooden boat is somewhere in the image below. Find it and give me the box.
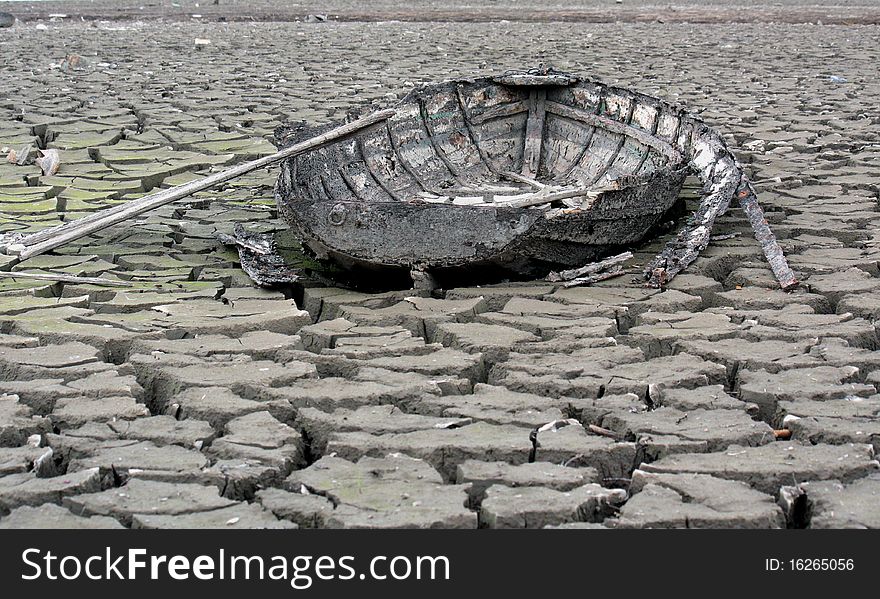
[0,67,795,292]
[273,66,796,290]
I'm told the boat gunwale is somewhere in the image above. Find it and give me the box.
[277,73,693,218]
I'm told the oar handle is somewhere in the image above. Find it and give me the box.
[6,108,396,262]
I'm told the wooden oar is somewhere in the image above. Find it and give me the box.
[0,270,131,287]
[2,109,396,262]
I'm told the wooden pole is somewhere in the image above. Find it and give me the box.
[5,109,396,262]
[0,271,131,287]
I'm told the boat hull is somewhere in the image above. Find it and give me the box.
[275,70,691,281]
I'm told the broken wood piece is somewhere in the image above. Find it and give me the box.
[737,179,799,291]
[588,424,623,440]
[536,418,580,433]
[2,108,397,262]
[711,232,741,241]
[560,265,626,288]
[0,270,130,287]
[773,429,792,440]
[547,251,633,282]
[644,124,797,292]
[498,187,601,209]
[499,170,546,189]
[216,223,303,287]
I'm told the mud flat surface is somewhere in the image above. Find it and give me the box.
[5,0,880,24]
[0,2,879,529]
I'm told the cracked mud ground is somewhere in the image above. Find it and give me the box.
[1,1,879,529]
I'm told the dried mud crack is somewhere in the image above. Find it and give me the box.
[1,1,879,529]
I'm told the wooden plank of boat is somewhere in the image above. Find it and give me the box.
[467,101,528,125]
[499,171,546,189]
[493,71,578,87]
[494,186,603,209]
[544,100,682,164]
[521,90,547,178]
